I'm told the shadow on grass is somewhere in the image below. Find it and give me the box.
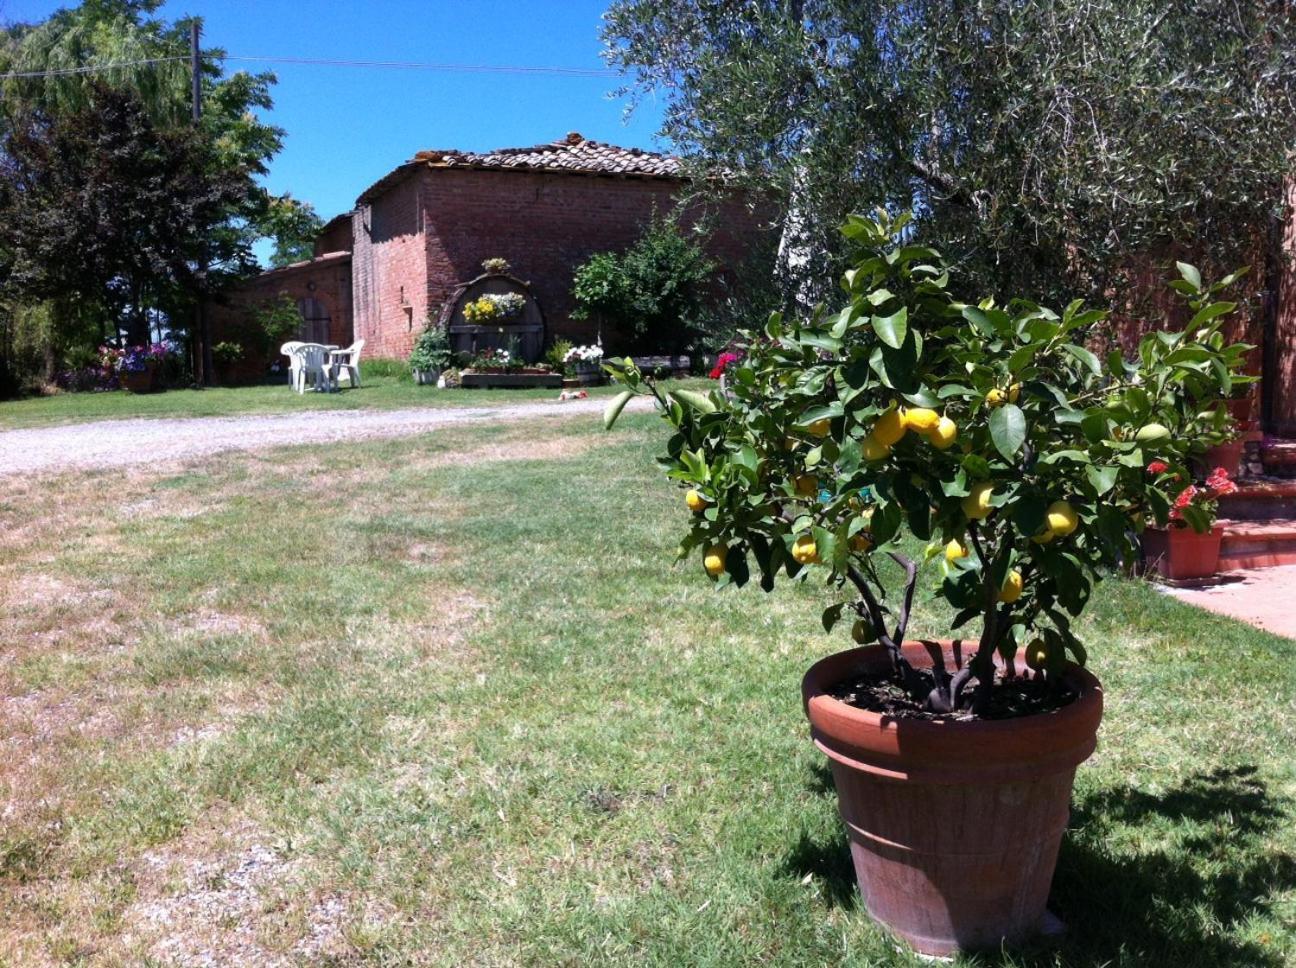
[783,764,1295,967]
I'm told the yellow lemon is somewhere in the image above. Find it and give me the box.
[806,418,832,437]
[685,489,708,513]
[945,539,968,564]
[997,569,1024,604]
[794,474,819,498]
[1045,500,1079,537]
[1007,383,1022,403]
[861,435,891,462]
[850,533,873,553]
[1024,638,1048,671]
[962,482,995,520]
[1031,528,1055,545]
[851,618,874,645]
[903,408,941,433]
[873,408,907,447]
[929,416,957,450]
[703,543,728,577]
[985,388,1007,408]
[792,534,819,564]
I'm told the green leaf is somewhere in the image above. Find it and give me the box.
[670,389,717,414]
[1189,302,1235,328]
[872,307,908,349]
[603,390,635,430]
[1061,343,1102,378]
[1085,464,1119,496]
[821,603,845,633]
[1176,262,1202,291]
[989,404,1027,460]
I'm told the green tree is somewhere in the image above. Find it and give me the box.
[571,215,716,354]
[0,86,258,347]
[260,194,325,268]
[602,1,1296,309]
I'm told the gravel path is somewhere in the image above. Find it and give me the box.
[0,396,653,477]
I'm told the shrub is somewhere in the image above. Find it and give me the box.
[409,324,452,373]
[212,341,244,365]
[606,212,1250,715]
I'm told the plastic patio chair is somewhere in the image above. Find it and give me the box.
[329,339,365,388]
[290,343,332,393]
[280,341,304,390]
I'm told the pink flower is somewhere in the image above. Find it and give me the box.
[1146,460,1169,474]
[1173,484,1198,510]
[709,351,743,380]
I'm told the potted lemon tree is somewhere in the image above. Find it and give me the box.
[603,213,1249,956]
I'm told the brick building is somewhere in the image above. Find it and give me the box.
[210,133,773,376]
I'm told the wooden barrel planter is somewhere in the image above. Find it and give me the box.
[444,272,545,364]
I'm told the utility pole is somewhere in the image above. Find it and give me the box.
[191,21,213,386]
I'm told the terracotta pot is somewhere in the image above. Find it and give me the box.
[1140,525,1223,580]
[118,363,158,393]
[1201,440,1243,478]
[802,640,1103,957]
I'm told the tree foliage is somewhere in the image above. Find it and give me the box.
[606,213,1250,714]
[0,86,259,346]
[571,214,716,354]
[602,0,1296,309]
[260,194,325,268]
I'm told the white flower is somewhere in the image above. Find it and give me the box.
[564,343,604,364]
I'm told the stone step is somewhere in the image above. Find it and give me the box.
[1217,479,1296,521]
[1260,440,1296,479]
[1219,519,1296,571]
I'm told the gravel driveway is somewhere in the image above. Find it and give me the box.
[0,396,652,477]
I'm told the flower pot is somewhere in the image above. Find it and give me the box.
[119,364,159,393]
[1140,525,1224,580]
[1201,441,1243,478]
[413,369,438,386]
[802,640,1103,957]
[572,361,603,386]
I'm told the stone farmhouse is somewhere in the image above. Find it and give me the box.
[208,132,773,375]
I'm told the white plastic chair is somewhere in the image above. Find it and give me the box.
[329,339,365,388]
[280,341,304,389]
[291,343,332,393]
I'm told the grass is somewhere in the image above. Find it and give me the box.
[1,413,1294,966]
[0,368,708,430]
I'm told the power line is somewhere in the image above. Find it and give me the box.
[0,53,618,83]
[0,55,189,80]
[218,54,618,77]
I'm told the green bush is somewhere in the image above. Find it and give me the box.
[408,324,451,374]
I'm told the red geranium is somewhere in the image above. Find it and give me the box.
[709,351,743,380]
[1146,460,1169,474]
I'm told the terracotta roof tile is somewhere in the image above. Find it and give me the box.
[357,133,683,203]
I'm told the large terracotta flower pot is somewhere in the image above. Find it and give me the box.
[1140,525,1223,580]
[802,640,1103,957]
[118,363,159,393]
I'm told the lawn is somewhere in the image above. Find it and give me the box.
[1,412,1293,966]
[0,370,707,430]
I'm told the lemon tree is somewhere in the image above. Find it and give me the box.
[604,212,1251,714]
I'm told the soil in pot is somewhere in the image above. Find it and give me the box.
[803,640,1103,957]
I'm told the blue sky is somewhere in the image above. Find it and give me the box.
[0,1,667,259]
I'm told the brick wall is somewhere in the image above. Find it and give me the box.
[206,255,352,383]
[351,177,428,360]
[352,167,773,360]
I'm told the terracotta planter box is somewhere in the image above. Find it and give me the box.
[802,640,1103,957]
[459,371,562,389]
[119,365,159,394]
[1140,525,1224,580]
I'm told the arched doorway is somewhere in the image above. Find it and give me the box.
[296,297,331,344]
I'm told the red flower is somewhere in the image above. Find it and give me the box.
[709,351,742,380]
[1173,484,1198,510]
[1146,460,1169,474]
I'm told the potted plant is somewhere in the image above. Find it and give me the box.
[1140,464,1238,580]
[563,343,605,385]
[106,342,170,393]
[409,324,452,386]
[461,292,526,325]
[603,213,1249,956]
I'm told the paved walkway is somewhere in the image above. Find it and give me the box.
[1161,565,1296,640]
[0,396,652,477]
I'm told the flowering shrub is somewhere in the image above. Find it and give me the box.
[465,347,522,372]
[604,212,1250,714]
[55,365,117,392]
[481,257,511,275]
[709,350,743,380]
[563,344,604,366]
[461,292,526,324]
[1148,463,1239,531]
[100,343,171,374]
